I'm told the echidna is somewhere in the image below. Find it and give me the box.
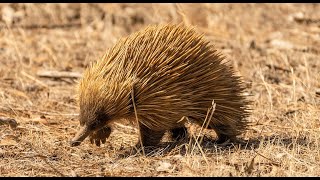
[70,23,251,148]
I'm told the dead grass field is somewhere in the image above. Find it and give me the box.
[0,3,319,177]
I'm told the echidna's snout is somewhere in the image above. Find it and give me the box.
[70,125,92,147]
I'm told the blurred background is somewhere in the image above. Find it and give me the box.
[0,3,319,177]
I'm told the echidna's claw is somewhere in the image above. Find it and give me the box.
[89,127,111,147]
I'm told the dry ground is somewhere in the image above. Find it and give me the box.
[0,3,319,177]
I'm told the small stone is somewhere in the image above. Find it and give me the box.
[156,161,172,172]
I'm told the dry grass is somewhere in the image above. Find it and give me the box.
[0,3,319,177]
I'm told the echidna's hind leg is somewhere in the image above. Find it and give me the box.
[138,123,165,147]
[171,127,188,141]
[215,132,235,144]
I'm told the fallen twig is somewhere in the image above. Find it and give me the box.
[21,71,49,88]
[0,22,81,30]
[253,150,281,167]
[37,70,82,79]
[266,64,291,73]
[294,17,320,24]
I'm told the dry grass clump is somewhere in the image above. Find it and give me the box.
[0,3,319,177]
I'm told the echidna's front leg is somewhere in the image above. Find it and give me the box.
[132,124,165,155]
[171,126,188,141]
[120,123,165,157]
[89,126,111,146]
[138,123,165,147]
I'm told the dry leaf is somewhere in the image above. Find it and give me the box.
[0,135,18,146]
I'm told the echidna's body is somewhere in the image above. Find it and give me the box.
[70,24,251,147]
